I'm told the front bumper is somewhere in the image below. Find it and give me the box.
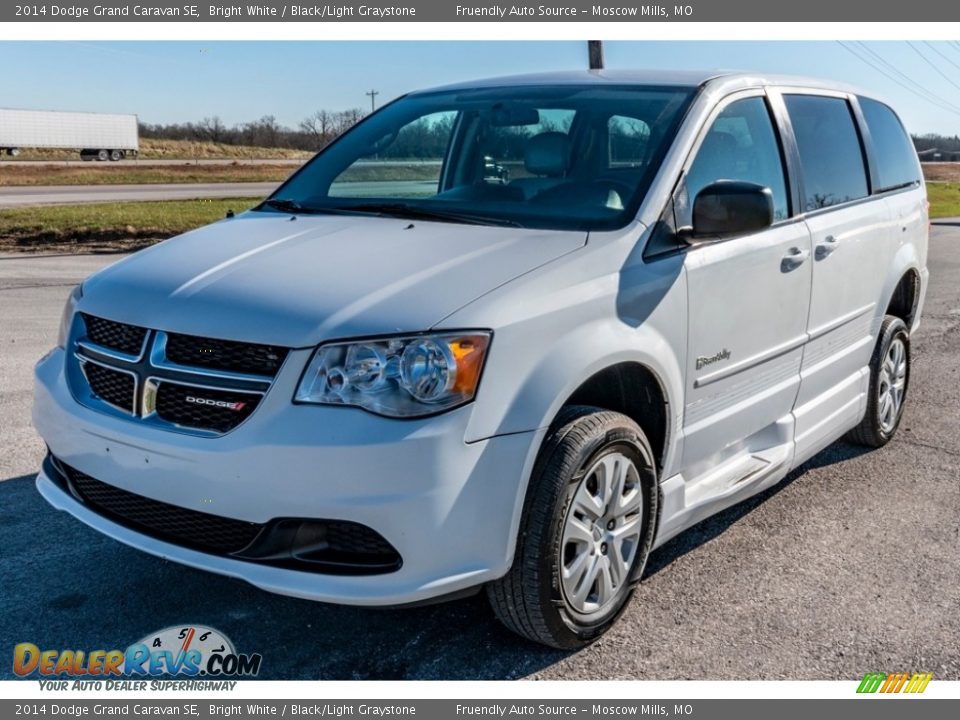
[33,347,540,606]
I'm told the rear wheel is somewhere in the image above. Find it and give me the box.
[6,148,20,157]
[96,149,109,162]
[109,150,124,162]
[846,315,910,447]
[487,406,658,648]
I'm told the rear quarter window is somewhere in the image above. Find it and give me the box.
[859,97,921,192]
[784,94,869,211]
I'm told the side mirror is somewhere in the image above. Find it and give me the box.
[689,181,774,240]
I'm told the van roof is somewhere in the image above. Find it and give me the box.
[414,70,872,99]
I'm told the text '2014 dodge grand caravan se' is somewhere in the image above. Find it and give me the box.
[34,71,928,648]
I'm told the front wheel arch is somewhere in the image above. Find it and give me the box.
[487,406,659,648]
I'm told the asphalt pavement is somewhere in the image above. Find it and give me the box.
[0,224,957,680]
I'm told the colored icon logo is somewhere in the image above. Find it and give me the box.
[857,672,933,694]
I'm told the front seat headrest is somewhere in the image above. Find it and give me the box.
[524,132,570,177]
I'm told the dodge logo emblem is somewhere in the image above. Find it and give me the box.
[184,395,246,412]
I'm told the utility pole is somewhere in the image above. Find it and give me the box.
[366,89,379,113]
[588,40,604,70]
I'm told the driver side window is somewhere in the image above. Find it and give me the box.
[679,96,789,225]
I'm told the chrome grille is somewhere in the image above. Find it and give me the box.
[81,313,148,358]
[80,360,136,414]
[154,381,261,433]
[165,332,287,377]
[67,313,287,436]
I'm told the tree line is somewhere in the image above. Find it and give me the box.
[139,109,367,151]
[140,113,960,159]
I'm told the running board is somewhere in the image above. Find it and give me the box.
[684,453,772,507]
[654,442,794,550]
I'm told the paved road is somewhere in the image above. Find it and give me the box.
[0,182,281,208]
[1,225,958,680]
[0,158,305,167]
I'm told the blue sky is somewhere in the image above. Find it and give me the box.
[1,41,959,135]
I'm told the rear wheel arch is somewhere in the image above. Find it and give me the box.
[885,268,921,329]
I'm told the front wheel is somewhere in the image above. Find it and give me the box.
[846,315,910,447]
[487,406,658,649]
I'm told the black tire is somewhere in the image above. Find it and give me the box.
[487,405,658,649]
[96,149,109,162]
[7,148,20,157]
[846,315,910,448]
[109,150,124,162]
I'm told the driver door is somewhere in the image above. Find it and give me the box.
[679,92,812,477]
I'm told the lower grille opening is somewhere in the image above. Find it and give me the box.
[48,456,401,576]
[61,460,261,554]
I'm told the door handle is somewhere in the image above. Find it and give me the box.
[815,235,840,260]
[781,247,810,272]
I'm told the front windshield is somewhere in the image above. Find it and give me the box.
[259,84,695,231]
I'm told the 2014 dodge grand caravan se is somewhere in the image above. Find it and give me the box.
[33,70,928,648]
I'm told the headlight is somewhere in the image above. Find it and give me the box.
[295,332,491,418]
[56,284,83,349]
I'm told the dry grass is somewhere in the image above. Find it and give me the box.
[3,138,312,161]
[922,162,960,183]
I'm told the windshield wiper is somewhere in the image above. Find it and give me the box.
[260,198,310,213]
[260,198,390,218]
[337,202,525,228]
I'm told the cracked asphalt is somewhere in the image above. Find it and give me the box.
[1,223,957,680]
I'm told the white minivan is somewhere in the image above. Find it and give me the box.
[34,70,928,648]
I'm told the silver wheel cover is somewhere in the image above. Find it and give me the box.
[560,450,643,616]
[878,337,907,433]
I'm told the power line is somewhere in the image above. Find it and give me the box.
[853,42,960,115]
[907,41,960,94]
[924,42,960,74]
[836,42,960,118]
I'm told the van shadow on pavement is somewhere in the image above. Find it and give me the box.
[0,441,872,680]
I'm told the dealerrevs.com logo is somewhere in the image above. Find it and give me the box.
[13,625,262,687]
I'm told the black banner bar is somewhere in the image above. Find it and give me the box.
[2,699,959,720]
[2,0,956,22]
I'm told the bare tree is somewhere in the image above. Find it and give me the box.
[199,116,227,143]
[300,110,335,150]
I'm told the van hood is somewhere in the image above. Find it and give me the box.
[80,212,586,347]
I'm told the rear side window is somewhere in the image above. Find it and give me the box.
[784,95,869,211]
[859,98,921,192]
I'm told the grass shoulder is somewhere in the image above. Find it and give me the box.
[0,198,260,253]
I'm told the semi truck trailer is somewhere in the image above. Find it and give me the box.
[0,108,139,161]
